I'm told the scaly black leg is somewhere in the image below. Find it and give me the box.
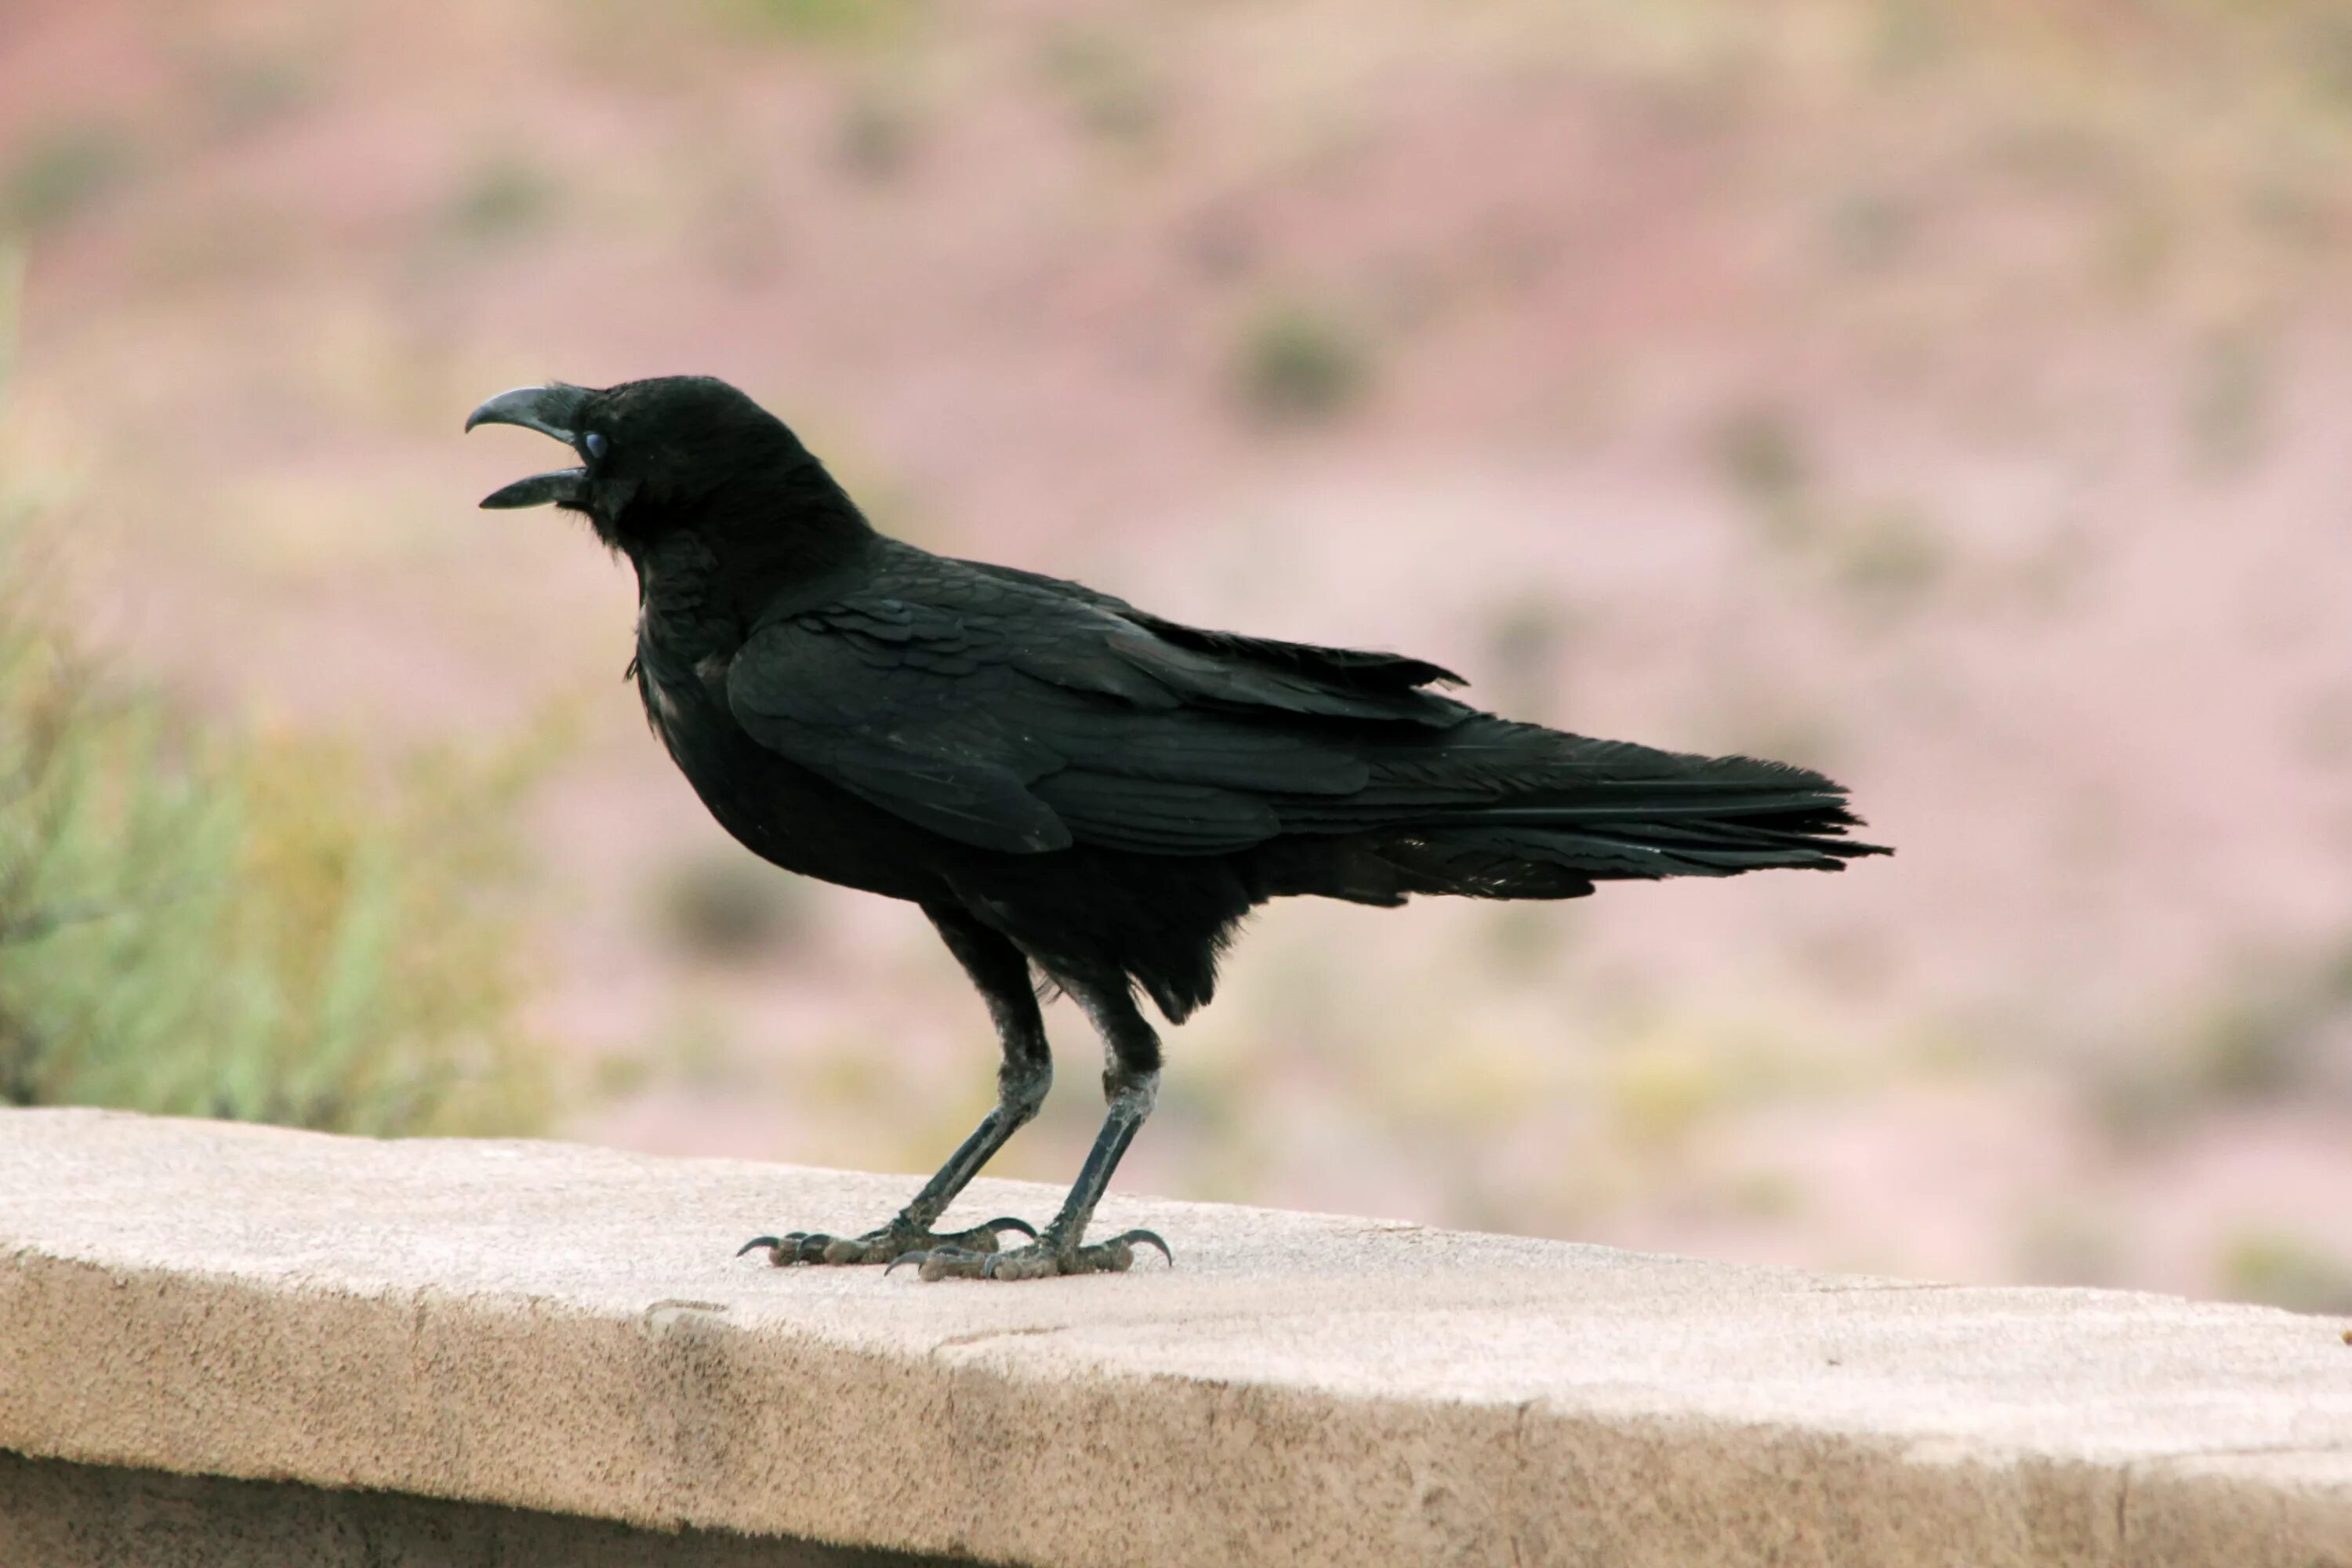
[742,904,1051,1267]
[892,971,1171,1281]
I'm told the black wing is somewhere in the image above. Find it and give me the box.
[724,553,1462,856]
[727,548,1878,879]
[960,561,1467,694]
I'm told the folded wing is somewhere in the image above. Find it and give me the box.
[727,554,1883,879]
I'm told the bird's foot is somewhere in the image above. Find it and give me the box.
[884,1229,1172,1282]
[738,1214,1037,1267]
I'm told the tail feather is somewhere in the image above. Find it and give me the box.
[1264,720,1889,904]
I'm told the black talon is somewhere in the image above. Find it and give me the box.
[891,1245,990,1281]
[1111,1229,1173,1267]
[737,1214,1044,1272]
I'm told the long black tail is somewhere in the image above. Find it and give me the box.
[1270,720,1889,904]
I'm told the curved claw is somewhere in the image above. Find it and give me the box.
[1108,1229,1174,1267]
[738,1218,1044,1273]
[897,1245,998,1282]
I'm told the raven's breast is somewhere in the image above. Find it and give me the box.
[633,640,942,903]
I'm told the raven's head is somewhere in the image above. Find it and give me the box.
[466,376,833,557]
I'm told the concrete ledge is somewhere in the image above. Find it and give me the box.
[2,1109,2349,1567]
[0,1451,927,1567]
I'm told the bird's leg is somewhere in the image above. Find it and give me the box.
[895,974,1171,1282]
[742,907,1050,1267]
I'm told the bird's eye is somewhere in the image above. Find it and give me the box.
[583,431,608,463]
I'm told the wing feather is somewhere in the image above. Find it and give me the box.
[724,553,1465,855]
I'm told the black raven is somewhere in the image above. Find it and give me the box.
[467,376,1888,1281]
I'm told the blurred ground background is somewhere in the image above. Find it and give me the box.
[4,0,2351,1308]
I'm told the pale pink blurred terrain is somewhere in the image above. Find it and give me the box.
[6,0,2352,1304]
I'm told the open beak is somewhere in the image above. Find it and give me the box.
[465,384,592,509]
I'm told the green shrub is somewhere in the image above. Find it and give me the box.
[0,312,549,1135]
[1037,27,1166,147]
[2220,1230,2352,1316]
[1711,404,1810,541]
[443,159,559,244]
[1234,304,1372,426]
[0,589,553,1134]
[2,125,132,236]
[716,0,925,49]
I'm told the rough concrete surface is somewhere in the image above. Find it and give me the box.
[0,1450,935,1568]
[1,1108,2348,1568]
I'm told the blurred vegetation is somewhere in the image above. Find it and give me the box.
[714,0,926,49]
[0,307,551,1134]
[1037,26,1168,148]
[2220,1230,2352,1316]
[2091,942,2352,1150]
[2,125,134,237]
[834,89,922,181]
[1233,303,1373,426]
[1711,405,1951,616]
[1712,405,1809,541]
[0,591,556,1132]
[650,853,804,965]
[443,159,560,246]
[2186,326,2274,476]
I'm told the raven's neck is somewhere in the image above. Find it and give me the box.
[633,495,884,670]
[632,459,879,643]
[695,456,876,583]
